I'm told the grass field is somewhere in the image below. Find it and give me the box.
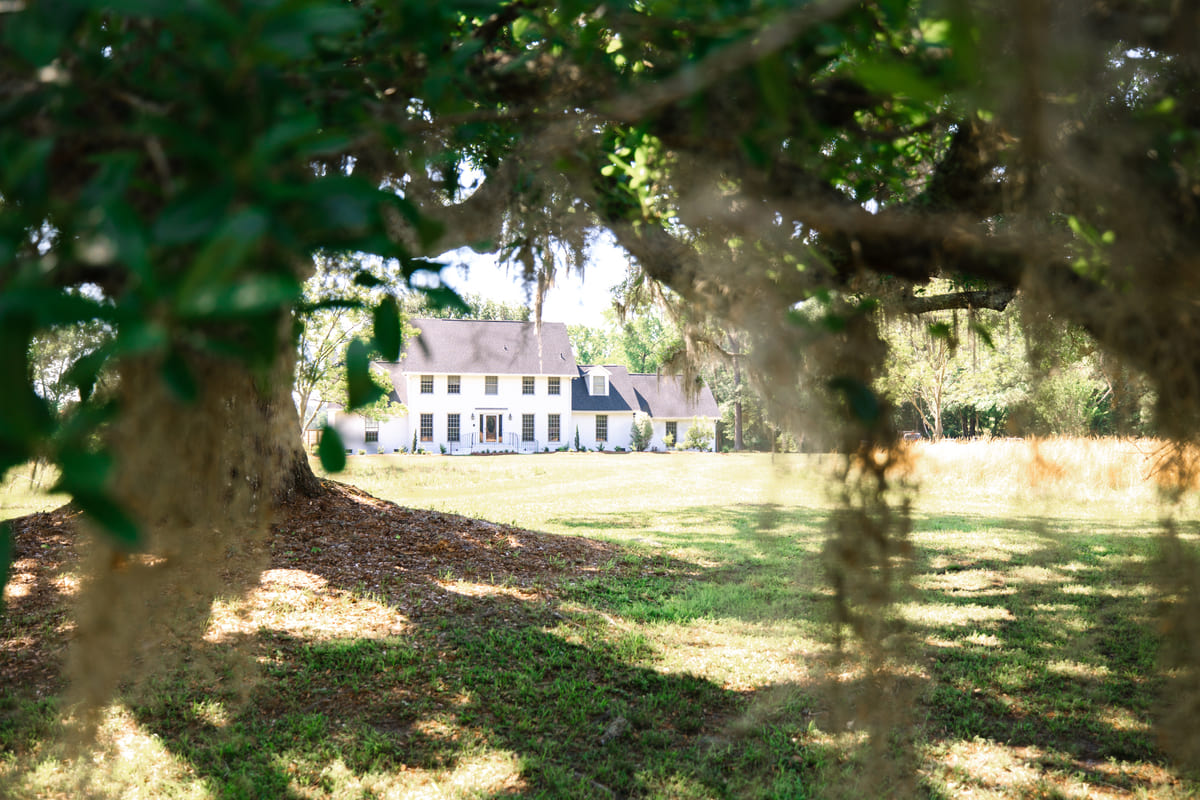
[2,442,1198,798]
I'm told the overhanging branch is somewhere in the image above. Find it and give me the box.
[901,287,1017,314]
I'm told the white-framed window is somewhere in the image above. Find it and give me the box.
[548,376,560,395]
[666,421,677,441]
[447,375,461,394]
[548,413,560,442]
[596,414,608,442]
[522,413,535,441]
[420,375,433,394]
[592,375,606,395]
[447,413,460,442]
[364,418,379,442]
[485,375,498,395]
[522,376,535,395]
[420,413,433,441]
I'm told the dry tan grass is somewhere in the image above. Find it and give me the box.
[900,437,1182,507]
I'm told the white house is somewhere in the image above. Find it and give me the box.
[330,318,720,454]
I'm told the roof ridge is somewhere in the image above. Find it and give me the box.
[409,317,561,325]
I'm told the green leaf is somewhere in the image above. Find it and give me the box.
[65,349,110,402]
[259,3,363,60]
[73,492,141,548]
[927,322,953,340]
[354,270,385,288]
[512,15,533,41]
[828,376,881,424]
[177,208,270,301]
[178,275,301,318]
[852,57,943,105]
[754,53,792,117]
[969,320,995,349]
[1,3,82,67]
[0,320,55,443]
[345,339,385,410]
[372,296,402,361]
[162,350,198,402]
[153,187,233,245]
[55,448,113,496]
[3,139,55,202]
[318,425,346,472]
[415,283,470,315]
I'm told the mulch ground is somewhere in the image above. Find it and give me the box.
[1,479,620,698]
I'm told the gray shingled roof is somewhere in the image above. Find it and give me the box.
[398,318,578,376]
[379,365,408,405]
[628,373,720,418]
[570,365,640,412]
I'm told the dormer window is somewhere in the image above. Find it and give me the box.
[591,374,607,395]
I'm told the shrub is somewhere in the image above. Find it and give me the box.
[574,426,581,451]
[615,446,625,452]
[358,449,365,456]
[630,417,653,451]
[439,444,447,454]
[663,432,675,449]
[684,418,715,451]
[412,432,418,453]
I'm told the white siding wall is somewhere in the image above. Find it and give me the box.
[402,372,575,453]
[573,412,636,450]
[331,412,410,455]
[649,418,717,452]
[331,374,717,454]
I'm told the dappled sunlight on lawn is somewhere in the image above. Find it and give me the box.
[206,569,410,644]
[3,704,210,800]
[7,450,1200,799]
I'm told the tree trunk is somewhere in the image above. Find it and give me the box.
[273,384,325,502]
[267,342,325,503]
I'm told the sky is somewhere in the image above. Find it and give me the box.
[434,232,630,327]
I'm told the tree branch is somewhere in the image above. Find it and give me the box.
[900,287,1017,314]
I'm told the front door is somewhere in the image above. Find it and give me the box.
[482,413,502,443]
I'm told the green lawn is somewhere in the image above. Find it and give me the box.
[2,449,1196,798]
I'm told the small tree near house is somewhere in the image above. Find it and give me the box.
[684,418,715,451]
[630,417,653,452]
[574,426,581,452]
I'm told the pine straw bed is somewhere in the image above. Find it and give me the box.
[1,479,620,700]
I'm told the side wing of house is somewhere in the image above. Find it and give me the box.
[329,379,411,454]
[570,365,640,450]
[628,373,721,451]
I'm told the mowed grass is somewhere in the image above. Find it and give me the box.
[3,444,1198,798]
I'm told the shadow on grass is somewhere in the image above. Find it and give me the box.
[121,580,824,799]
[905,510,1169,767]
[2,493,1188,798]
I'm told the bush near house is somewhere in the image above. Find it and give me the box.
[684,419,715,451]
[631,417,653,452]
